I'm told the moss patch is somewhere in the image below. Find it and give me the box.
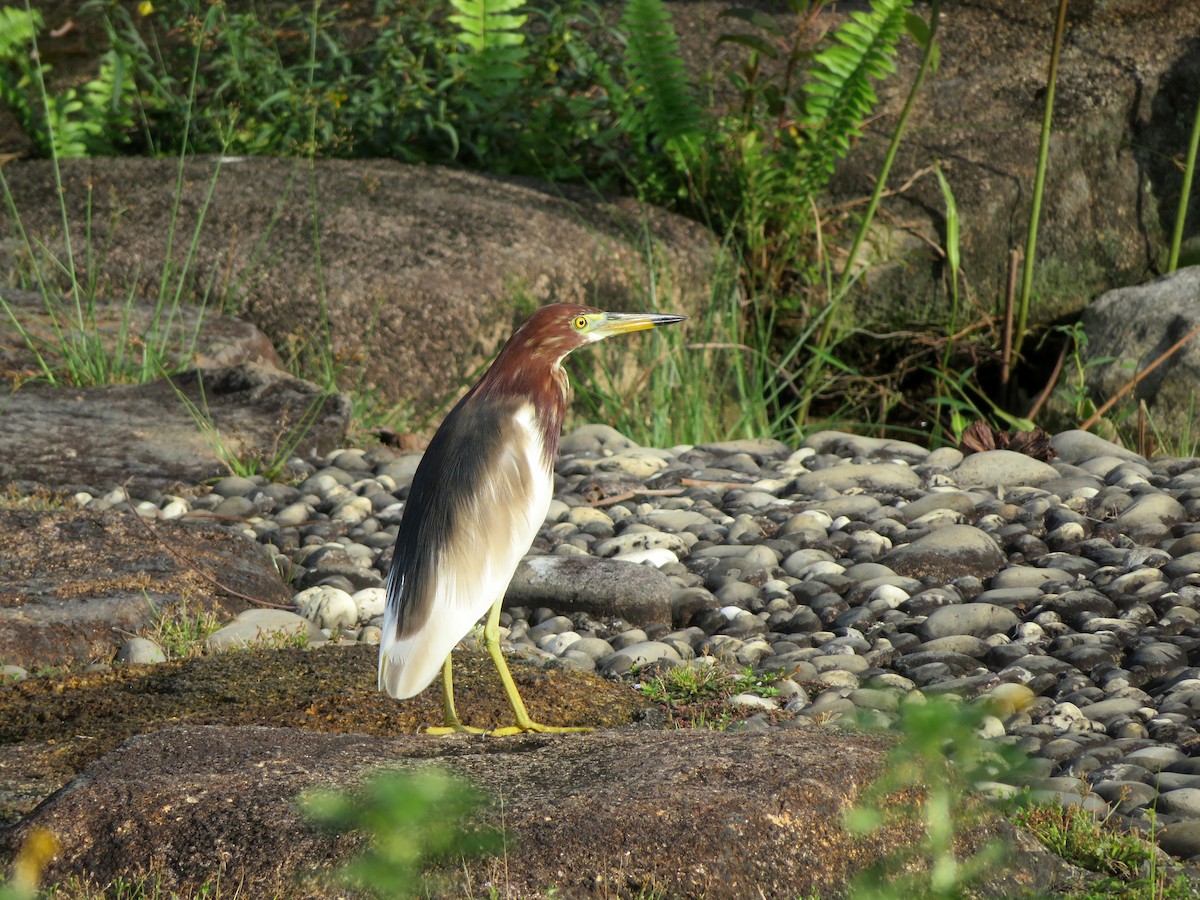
[0,644,650,824]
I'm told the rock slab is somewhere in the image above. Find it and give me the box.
[0,724,1083,899]
[0,508,290,667]
[0,363,350,492]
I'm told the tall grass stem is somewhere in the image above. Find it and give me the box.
[1168,90,1200,273]
[1014,0,1069,358]
[834,0,941,299]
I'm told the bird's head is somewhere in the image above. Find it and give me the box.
[511,303,686,365]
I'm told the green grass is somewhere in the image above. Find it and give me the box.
[1014,803,1193,899]
[636,659,785,729]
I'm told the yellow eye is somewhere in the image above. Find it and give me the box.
[572,315,589,331]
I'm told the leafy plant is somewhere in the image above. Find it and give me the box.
[798,0,913,197]
[143,596,222,661]
[846,694,1028,898]
[619,0,700,151]
[302,768,502,898]
[0,6,135,158]
[0,826,58,900]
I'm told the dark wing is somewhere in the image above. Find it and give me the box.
[377,397,553,699]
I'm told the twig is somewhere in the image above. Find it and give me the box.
[1080,322,1200,430]
[1001,249,1018,387]
[589,487,686,508]
[121,487,292,609]
[1025,339,1067,422]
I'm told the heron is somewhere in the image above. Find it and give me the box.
[378,303,685,734]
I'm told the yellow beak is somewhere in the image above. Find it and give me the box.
[594,311,686,338]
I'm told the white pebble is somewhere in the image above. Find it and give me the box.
[295,585,359,630]
[353,587,386,621]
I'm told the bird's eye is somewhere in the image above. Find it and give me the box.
[572,315,588,331]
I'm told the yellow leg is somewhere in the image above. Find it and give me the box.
[424,656,488,735]
[481,599,593,736]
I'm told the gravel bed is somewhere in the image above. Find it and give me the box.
[37,424,1200,861]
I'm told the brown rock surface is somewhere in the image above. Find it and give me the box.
[0,644,643,828]
[0,363,350,492]
[0,506,291,669]
[1,157,716,417]
[0,721,1085,899]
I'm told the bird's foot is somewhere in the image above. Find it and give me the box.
[487,721,594,736]
[422,721,593,736]
[423,722,490,735]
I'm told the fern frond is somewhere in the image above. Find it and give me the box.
[800,0,912,188]
[0,6,40,60]
[447,0,529,93]
[620,0,703,143]
[448,0,527,52]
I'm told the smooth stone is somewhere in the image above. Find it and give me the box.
[645,510,715,531]
[952,450,1059,488]
[567,637,617,662]
[917,603,1019,641]
[593,531,689,558]
[595,449,672,478]
[559,423,638,455]
[602,640,681,672]
[882,525,1005,582]
[1077,697,1143,721]
[801,431,929,462]
[792,462,922,494]
[728,692,780,711]
[1157,789,1200,818]
[206,609,325,651]
[1156,819,1200,859]
[294,585,359,630]
[211,475,259,498]
[614,548,680,567]
[918,635,992,657]
[116,637,167,665]
[1123,746,1186,772]
[508,555,672,625]
[540,632,582,656]
[0,665,27,682]
[990,566,1074,589]
[212,496,258,518]
[274,502,312,527]
[352,588,386,621]
[1106,493,1186,544]
[1051,430,1144,465]
[898,492,977,523]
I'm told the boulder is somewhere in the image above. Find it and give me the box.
[1079,267,1200,440]
[0,508,291,668]
[0,157,716,416]
[0,288,283,380]
[0,363,350,492]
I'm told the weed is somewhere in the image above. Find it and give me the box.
[143,596,223,661]
[845,694,1028,898]
[301,767,502,898]
[637,659,785,729]
[1015,803,1194,899]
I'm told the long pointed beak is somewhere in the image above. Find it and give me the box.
[594,311,687,338]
